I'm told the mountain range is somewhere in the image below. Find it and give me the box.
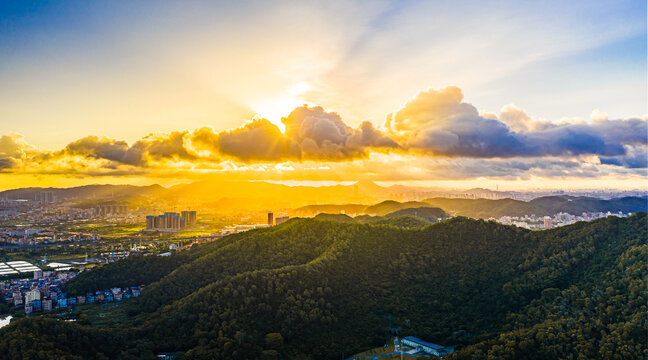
[2,181,646,217]
[295,196,647,218]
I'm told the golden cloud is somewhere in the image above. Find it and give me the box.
[0,86,645,181]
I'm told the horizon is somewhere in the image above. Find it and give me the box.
[1,178,647,194]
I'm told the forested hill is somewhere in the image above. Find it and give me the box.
[1,214,646,359]
[311,207,448,225]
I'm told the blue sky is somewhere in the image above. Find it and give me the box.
[1,0,645,148]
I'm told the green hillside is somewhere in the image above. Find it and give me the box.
[0,214,645,359]
[363,200,431,216]
[383,207,448,222]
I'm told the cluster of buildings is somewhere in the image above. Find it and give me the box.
[496,211,632,229]
[0,202,95,223]
[0,270,143,315]
[145,211,197,232]
[267,212,289,226]
[0,228,101,247]
[34,191,56,204]
[94,204,128,216]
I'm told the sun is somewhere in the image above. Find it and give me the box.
[250,82,315,133]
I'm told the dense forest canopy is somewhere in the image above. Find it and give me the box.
[1,213,645,359]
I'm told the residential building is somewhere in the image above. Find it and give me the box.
[25,289,40,304]
[543,216,552,229]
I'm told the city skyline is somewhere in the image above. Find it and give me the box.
[0,0,646,190]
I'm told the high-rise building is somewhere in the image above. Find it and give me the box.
[146,211,197,231]
[181,211,197,225]
[275,215,289,226]
[25,289,41,304]
[268,212,274,226]
[543,216,553,229]
[35,191,55,203]
[146,216,155,230]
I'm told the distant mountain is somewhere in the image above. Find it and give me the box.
[168,180,391,209]
[3,181,645,216]
[355,179,392,196]
[0,184,166,203]
[423,195,648,218]
[0,181,386,209]
[295,196,647,219]
[4,213,645,359]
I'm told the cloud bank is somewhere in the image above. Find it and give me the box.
[1,86,645,181]
[384,86,645,159]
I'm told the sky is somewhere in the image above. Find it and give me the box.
[0,0,646,190]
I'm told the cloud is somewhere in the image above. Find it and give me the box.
[600,146,648,169]
[133,131,198,163]
[0,85,645,182]
[499,104,553,132]
[384,86,647,160]
[215,119,288,161]
[0,133,42,170]
[385,86,528,157]
[59,131,203,167]
[206,106,398,162]
[63,136,142,165]
[282,105,397,160]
